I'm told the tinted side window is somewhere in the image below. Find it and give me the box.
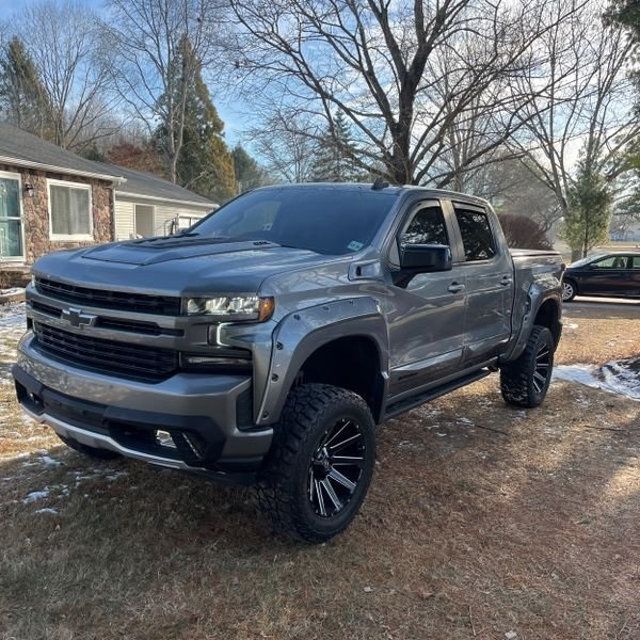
[631,257,640,269]
[402,206,448,246]
[455,208,496,261]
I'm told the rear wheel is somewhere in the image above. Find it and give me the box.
[562,279,577,302]
[500,325,554,408]
[58,434,122,460]
[257,383,375,543]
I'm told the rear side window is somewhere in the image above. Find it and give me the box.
[631,257,640,269]
[455,208,496,261]
[402,206,449,246]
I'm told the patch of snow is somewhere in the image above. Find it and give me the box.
[105,472,128,481]
[553,357,640,401]
[34,507,58,515]
[565,322,579,330]
[0,287,24,296]
[23,488,50,504]
[38,455,63,467]
[0,301,26,328]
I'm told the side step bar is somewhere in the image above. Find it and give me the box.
[383,369,491,420]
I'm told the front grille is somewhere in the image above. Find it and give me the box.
[35,277,181,316]
[29,300,183,336]
[33,322,178,382]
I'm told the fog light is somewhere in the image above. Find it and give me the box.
[155,430,176,449]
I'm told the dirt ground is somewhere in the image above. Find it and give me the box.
[0,301,639,640]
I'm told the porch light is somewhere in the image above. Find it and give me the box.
[24,183,35,198]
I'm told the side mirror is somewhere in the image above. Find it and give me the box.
[400,243,452,273]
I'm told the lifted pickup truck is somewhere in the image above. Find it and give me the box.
[13,183,563,542]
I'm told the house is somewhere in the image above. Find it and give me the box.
[0,123,215,281]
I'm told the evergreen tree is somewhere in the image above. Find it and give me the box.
[232,145,267,192]
[155,37,235,202]
[563,160,613,259]
[311,112,365,182]
[607,1,640,42]
[0,37,52,137]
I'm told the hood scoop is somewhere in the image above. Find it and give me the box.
[81,238,281,266]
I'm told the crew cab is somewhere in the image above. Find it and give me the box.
[13,183,564,542]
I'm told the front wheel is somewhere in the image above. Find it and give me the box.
[257,383,376,543]
[500,325,554,408]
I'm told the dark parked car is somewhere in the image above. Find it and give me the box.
[562,252,640,301]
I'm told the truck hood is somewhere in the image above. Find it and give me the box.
[33,237,340,296]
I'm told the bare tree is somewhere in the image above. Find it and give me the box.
[249,113,320,183]
[229,0,580,186]
[507,1,639,221]
[105,0,229,183]
[16,0,120,151]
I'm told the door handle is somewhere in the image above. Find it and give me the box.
[447,282,465,294]
[500,275,513,286]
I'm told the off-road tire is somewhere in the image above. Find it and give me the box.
[500,325,554,408]
[58,434,122,460]
[562,279,577,302]
[257,383,376,543]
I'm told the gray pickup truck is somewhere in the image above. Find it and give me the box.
[13,183,563,542]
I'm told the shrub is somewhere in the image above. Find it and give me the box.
[497,213,552,250]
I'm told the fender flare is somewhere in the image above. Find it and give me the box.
[255,297,389,427]
[503,282,562,362]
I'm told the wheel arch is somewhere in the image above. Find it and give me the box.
[502,286,563,363]
[256,298,389,426]
[533,298,562,347]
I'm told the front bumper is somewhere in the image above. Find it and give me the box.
[13,333,273,482]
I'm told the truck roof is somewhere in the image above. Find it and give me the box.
[259,182,492,208]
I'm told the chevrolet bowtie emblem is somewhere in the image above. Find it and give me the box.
[61,307,97,328]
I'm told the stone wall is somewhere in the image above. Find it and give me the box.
[0,163,113,265]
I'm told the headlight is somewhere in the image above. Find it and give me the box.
[185,295,275,322]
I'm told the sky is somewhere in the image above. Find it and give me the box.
[0,0,250,148]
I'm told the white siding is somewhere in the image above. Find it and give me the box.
[154,203,212,235]
[114,196,211,239]
[114,198,135,240]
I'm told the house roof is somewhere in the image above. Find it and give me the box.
[102,164,215,208]
[0,122,123,182]
[0,122,216,208]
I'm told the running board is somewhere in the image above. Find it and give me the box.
[383,369,491,420]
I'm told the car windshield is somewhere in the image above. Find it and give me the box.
[189,186,399,255]
[570,254,605,268]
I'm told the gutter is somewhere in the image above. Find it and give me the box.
[115,190,216,209]
[0,154,127,185]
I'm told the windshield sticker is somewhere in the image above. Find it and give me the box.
[348,240,364,252]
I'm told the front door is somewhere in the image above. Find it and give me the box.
[386,200,466,398]
[582,255,629,296]
[134,204,155,237]
[0,171,24,261]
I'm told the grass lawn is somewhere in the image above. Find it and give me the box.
[1,302,639,640]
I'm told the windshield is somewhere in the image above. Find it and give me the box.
[570,254,605,268]
[190,186,398,255]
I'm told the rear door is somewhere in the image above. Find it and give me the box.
[449,201,514,367]
[629,256,640,297]
[386,199,467,397]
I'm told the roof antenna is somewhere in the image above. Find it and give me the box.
[371,177,389,190]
